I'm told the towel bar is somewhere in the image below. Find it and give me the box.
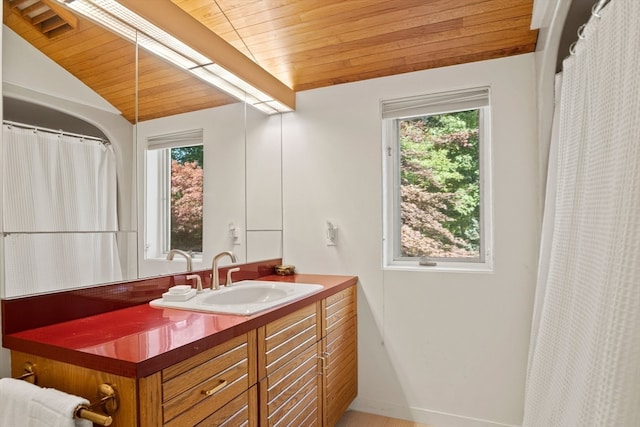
[75,405,113,426]
[12,362,117,426]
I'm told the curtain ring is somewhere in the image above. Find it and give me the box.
[569,41,578,56]
[577,24,587,40]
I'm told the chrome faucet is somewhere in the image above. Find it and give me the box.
[211,251,238,290]
[166,249,193,272]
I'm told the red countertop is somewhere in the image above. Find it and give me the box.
[3,274,357,378]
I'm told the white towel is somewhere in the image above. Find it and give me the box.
[29,385,92,427]
[0,378,92,427]
[0,378,34,426]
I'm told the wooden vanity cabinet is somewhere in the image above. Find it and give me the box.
[322,285,358,427]
[8,282,357,427]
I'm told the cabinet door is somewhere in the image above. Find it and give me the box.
[322,285,357,427]
[322,315,357,427]
[258,302,321,380]
[258,303,322,426]
[259,341,322,426]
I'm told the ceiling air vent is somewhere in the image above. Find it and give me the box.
[8,0,77,38]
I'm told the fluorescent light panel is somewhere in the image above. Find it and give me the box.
[59,0,291,114]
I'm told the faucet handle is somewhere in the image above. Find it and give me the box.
[225,268,240,287]
[186,274,203,293]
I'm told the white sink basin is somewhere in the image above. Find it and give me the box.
[150,280,324,315]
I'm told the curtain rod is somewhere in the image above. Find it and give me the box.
[592,0,611,17]
[3,231,120,236]
[569,0,612,56]
[3,120,109,145]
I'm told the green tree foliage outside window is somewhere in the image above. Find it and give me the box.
[399,110,480,259]
[170,146,203,252]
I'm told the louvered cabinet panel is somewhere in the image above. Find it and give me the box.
[259,341,322,426]
[322,284,357,426]
[324,285,357,337]
[258,302,321,379]
[322,316,357,427]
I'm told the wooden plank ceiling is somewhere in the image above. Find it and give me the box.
[3,0,537,122]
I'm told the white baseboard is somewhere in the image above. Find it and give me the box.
[349,398,519,427]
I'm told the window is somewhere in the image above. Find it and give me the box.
[382,88,492,269]
[145,129,204,259]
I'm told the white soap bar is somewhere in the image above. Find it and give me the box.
[168,285,192,294]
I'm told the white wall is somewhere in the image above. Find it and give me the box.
[246,108,283,262]
[282,53,539,427]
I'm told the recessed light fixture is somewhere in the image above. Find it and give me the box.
[57,0,294,115]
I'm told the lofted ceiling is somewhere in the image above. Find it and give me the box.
[3,0,538,123]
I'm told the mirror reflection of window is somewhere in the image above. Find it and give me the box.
[145,129,204,259]
[169,145,203,253]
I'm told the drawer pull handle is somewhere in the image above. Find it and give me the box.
[202,379,227,396]
[317,356,328,374]
[321,352,330,370]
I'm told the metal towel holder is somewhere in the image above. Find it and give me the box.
[13,362,118,426]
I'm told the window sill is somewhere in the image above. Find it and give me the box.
[383,261,493,273]
[143,255,204,266]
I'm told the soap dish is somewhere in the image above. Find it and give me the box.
[168,285,192,294]
[162,288,196,302]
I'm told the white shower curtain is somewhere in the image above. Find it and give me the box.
[2,124,122,296]
[523,1,640,426]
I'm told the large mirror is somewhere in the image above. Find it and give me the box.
[1,6,283,297]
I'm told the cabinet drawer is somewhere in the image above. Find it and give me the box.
[260,342,321,426]
[259,303,321,378]
[162,333,254,427]
[195,384,257,427]
[325,285,356,335]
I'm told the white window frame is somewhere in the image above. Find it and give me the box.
[382,88,493,272]
[144,129,204,261]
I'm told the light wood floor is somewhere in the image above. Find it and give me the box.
[336,410,431,427]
